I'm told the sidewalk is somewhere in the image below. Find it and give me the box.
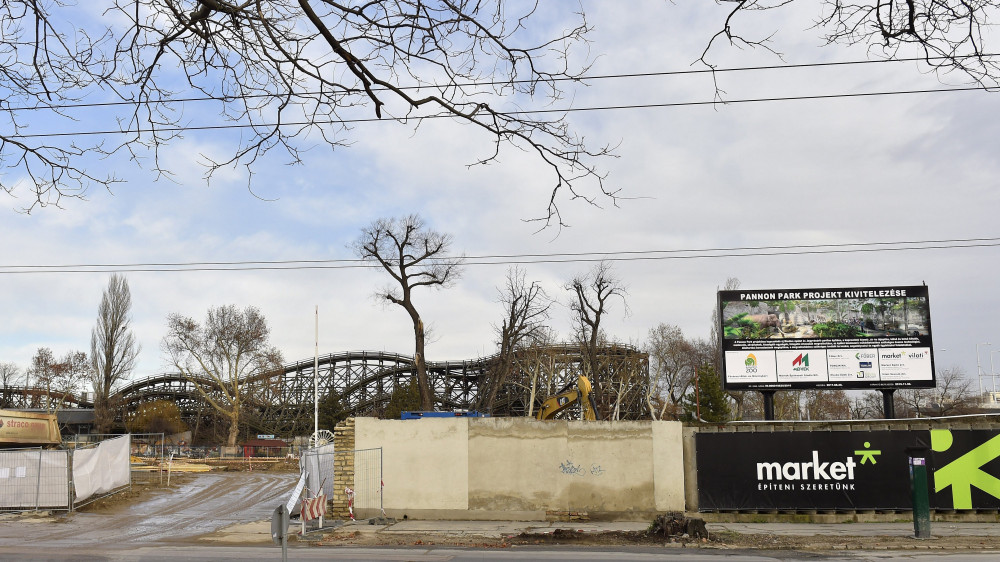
[708,522,1000,537]
[323,518,1000,539]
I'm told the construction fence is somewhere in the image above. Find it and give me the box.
[74,433,166,486]
[300,445,383,520]
[0,435,131,513]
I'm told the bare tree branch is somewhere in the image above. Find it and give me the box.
[700,1,1000,92]
[161,304,283,446]
[2,1,613,221]
[352,214,463,410]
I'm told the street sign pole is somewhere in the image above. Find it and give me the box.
[271,504,289,561]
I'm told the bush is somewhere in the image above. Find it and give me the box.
[812,322,860,338]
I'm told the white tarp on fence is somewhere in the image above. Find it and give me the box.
[73,435,131,502]
[0,449,69,509]
[300,443,335,499]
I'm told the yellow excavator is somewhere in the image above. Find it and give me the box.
[535,375,600,421]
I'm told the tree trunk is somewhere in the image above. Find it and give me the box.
[227,412,240,448]
[413,316,434,411]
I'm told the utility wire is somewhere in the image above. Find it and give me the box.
[6,85,987,140]
[0,237,996,274]
[4,53,995,113]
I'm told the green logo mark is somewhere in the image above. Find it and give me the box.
[854,442,881,465]
[931,429,1000,510]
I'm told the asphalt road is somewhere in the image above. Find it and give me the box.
[0,544,999,561]
[0,472,297,548]
[1,472,998,561]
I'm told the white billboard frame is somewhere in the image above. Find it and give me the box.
[718,285,935,391]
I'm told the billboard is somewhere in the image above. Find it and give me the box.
[718,285,934,390]
[696,431,921,510]
[696,429,1000,511]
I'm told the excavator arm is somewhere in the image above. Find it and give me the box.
[535,375,599,421]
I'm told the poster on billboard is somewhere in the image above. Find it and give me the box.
[718,285,934,390]
[696,431,924,511]
[696,429,1000,511]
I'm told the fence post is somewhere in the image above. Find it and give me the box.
[34,448,43,511]
[67,449,74,512]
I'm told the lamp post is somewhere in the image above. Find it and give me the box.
[992,350,1000,396]
[977,342,991,397]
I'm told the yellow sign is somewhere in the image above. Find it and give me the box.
[0,409,60,445]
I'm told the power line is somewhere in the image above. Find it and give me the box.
[5,53,995,113]
[6,85,988,140]
[0,237,996,274]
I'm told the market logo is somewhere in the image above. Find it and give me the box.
[755,449,863,491]
[854,442,881,464]
[754,441,885,492]
[931,429,1000,509]
[881,352,903,360]
[906,351,926,360]
[744,354,757,373]
[792,353,809,370]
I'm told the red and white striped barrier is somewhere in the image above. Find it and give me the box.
[300,493,327,522]
[345,487,355,520]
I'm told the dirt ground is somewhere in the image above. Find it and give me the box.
[14,470,997,553]
[76,458,298,514]
[315,523,1000,552]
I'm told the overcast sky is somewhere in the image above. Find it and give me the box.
[2,1,999,395]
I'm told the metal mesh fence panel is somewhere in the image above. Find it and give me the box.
[299,446,382,521]
[72,433,164,486]
[0,448,70,512]
[300,444,336,500]
[347,448,383,519]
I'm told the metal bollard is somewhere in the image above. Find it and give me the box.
[907,451,931,539]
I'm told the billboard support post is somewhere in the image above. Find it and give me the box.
[761,390,776,421]
[881,389,896,419]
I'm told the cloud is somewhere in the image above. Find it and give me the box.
[0,0,995,394]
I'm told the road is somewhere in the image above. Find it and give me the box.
[0,544,998,561]
[0,472,997,561]
[0,471,296,549]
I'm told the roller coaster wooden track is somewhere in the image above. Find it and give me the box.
[1,344,648,433]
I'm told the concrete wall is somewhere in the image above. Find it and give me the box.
[351,416,685,520]
[354,417,469,513]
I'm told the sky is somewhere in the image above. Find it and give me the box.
[2,1,1000,396]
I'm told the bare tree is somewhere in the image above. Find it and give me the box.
[27,348,90,413]
[566,261,630,419]
[700,2,1000,89]
[353,215,462,411]
[741,390,800,421]
[162,305,283,447]
[645,323,702,420]
[510,328,561,418]
[567,261,627,377]
[481,267,551,413]
[851,391,885,419]
[802,389,851,420]
[604,339,649,421]
[709,277,746,417]
[897,366,977,417]
[1,2,611,220]
[90,274,141,433]
[0,362,22,408]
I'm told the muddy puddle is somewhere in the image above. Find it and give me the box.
[0,472,296,547]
